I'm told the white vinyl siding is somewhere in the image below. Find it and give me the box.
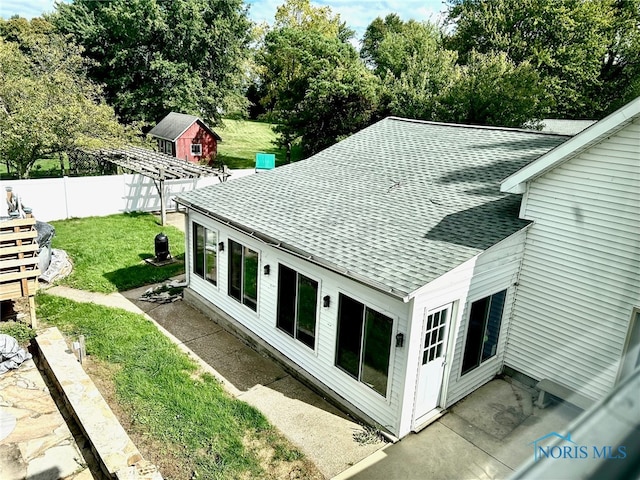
[186,211,411,435]
[505,121,640,401]
[398,228,527,436]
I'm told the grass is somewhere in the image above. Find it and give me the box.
[36,294,313,479]
[216,119,303,169]
[0,154,69,180]
[0,321,36,346]
[50,212,185,293]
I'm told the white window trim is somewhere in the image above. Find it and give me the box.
[191,143,202,156]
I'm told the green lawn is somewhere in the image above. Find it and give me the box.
[0,154,69,180]
[216,119,303,169]
[50,213,185,293]
[36,294,312,479]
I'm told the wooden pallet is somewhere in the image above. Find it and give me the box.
[0,217,40,327]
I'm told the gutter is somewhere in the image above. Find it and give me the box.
[175,197,409,301]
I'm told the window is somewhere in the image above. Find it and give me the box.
[228,239,258,311]
[191,143,202,156]
[277,265,318,349]
[192,223,217,285]
[461,290,507,375]
[336,294,393,397]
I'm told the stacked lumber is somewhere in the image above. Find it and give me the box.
[0,217,40,327]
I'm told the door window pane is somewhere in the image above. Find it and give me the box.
[362,309,393,396]
[193,222,217,285]
[482,290,506,361]
[205,229,217,285]
[336,294,393,397]
[228,240,242,302]
[296,275,318,348]
[243,247,258,311]
[277,265,297,337]
[461,290,507,376]
[193,223,205,277]
[336,295,364,379]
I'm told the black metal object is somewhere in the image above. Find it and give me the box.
[154,233,170,261]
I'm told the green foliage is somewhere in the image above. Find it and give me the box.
[0,321,35,346]
[258,26,379,156]
[274,0,353,41]
[360,13,404,69]
[373,20,459,120]
[36,294,291,479]
[446,0,640,118]
[438,51,549,127]
[0,18,129,179]
[50,213,185,293]
[53,0,253,124]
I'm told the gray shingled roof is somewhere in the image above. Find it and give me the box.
[177,117,569,298]
[148,112,222,141]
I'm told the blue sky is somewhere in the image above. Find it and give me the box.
[0,0,448,40]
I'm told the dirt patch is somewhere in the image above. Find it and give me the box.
[243,435,324,480]
[81,357,192,480]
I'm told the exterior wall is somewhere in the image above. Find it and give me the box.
[186,210,412,436]
[505,120,640,401]
[175,122,218,164]
[397,228,527,436]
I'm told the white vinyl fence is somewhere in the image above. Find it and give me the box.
[0,169,255,222]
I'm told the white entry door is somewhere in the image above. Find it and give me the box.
[413,305,451,424]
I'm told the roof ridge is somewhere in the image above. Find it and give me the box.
[384,116,571,138]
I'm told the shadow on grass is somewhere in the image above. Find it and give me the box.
[103,253,185,292]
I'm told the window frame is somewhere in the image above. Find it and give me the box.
[191,143,202,156]
[276,264,319,350]
[228,239,259,311]
[192,222,218,286]
[335,293,394,398]
[460,289,508,376]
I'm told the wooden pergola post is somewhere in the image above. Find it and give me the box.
[159,168,166,226]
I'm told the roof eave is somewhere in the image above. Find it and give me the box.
[176,196,409,300]
[501,98,640,194]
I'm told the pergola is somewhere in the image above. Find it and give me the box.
[86,146,228,225]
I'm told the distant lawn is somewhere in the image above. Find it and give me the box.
[216,119,303,169]
[50,212,185,293]
[0,154,69,180]
[36,294,317,479]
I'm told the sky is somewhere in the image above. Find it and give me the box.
[0,0,448,41]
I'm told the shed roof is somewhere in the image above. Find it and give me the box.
[177,117,569,298]
[148,112,222,142]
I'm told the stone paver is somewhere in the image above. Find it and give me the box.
[0,359,95,480]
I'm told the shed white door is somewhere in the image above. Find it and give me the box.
[414,305,451,424]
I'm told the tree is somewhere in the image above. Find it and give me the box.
[0,20,129,178]
[446,0,640,118]
[437,51,550,127]
[259,27,379,157]
[53,0,252,124]
[365,19,459,120]
[274,0,353,40]
[360,13,404,70]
